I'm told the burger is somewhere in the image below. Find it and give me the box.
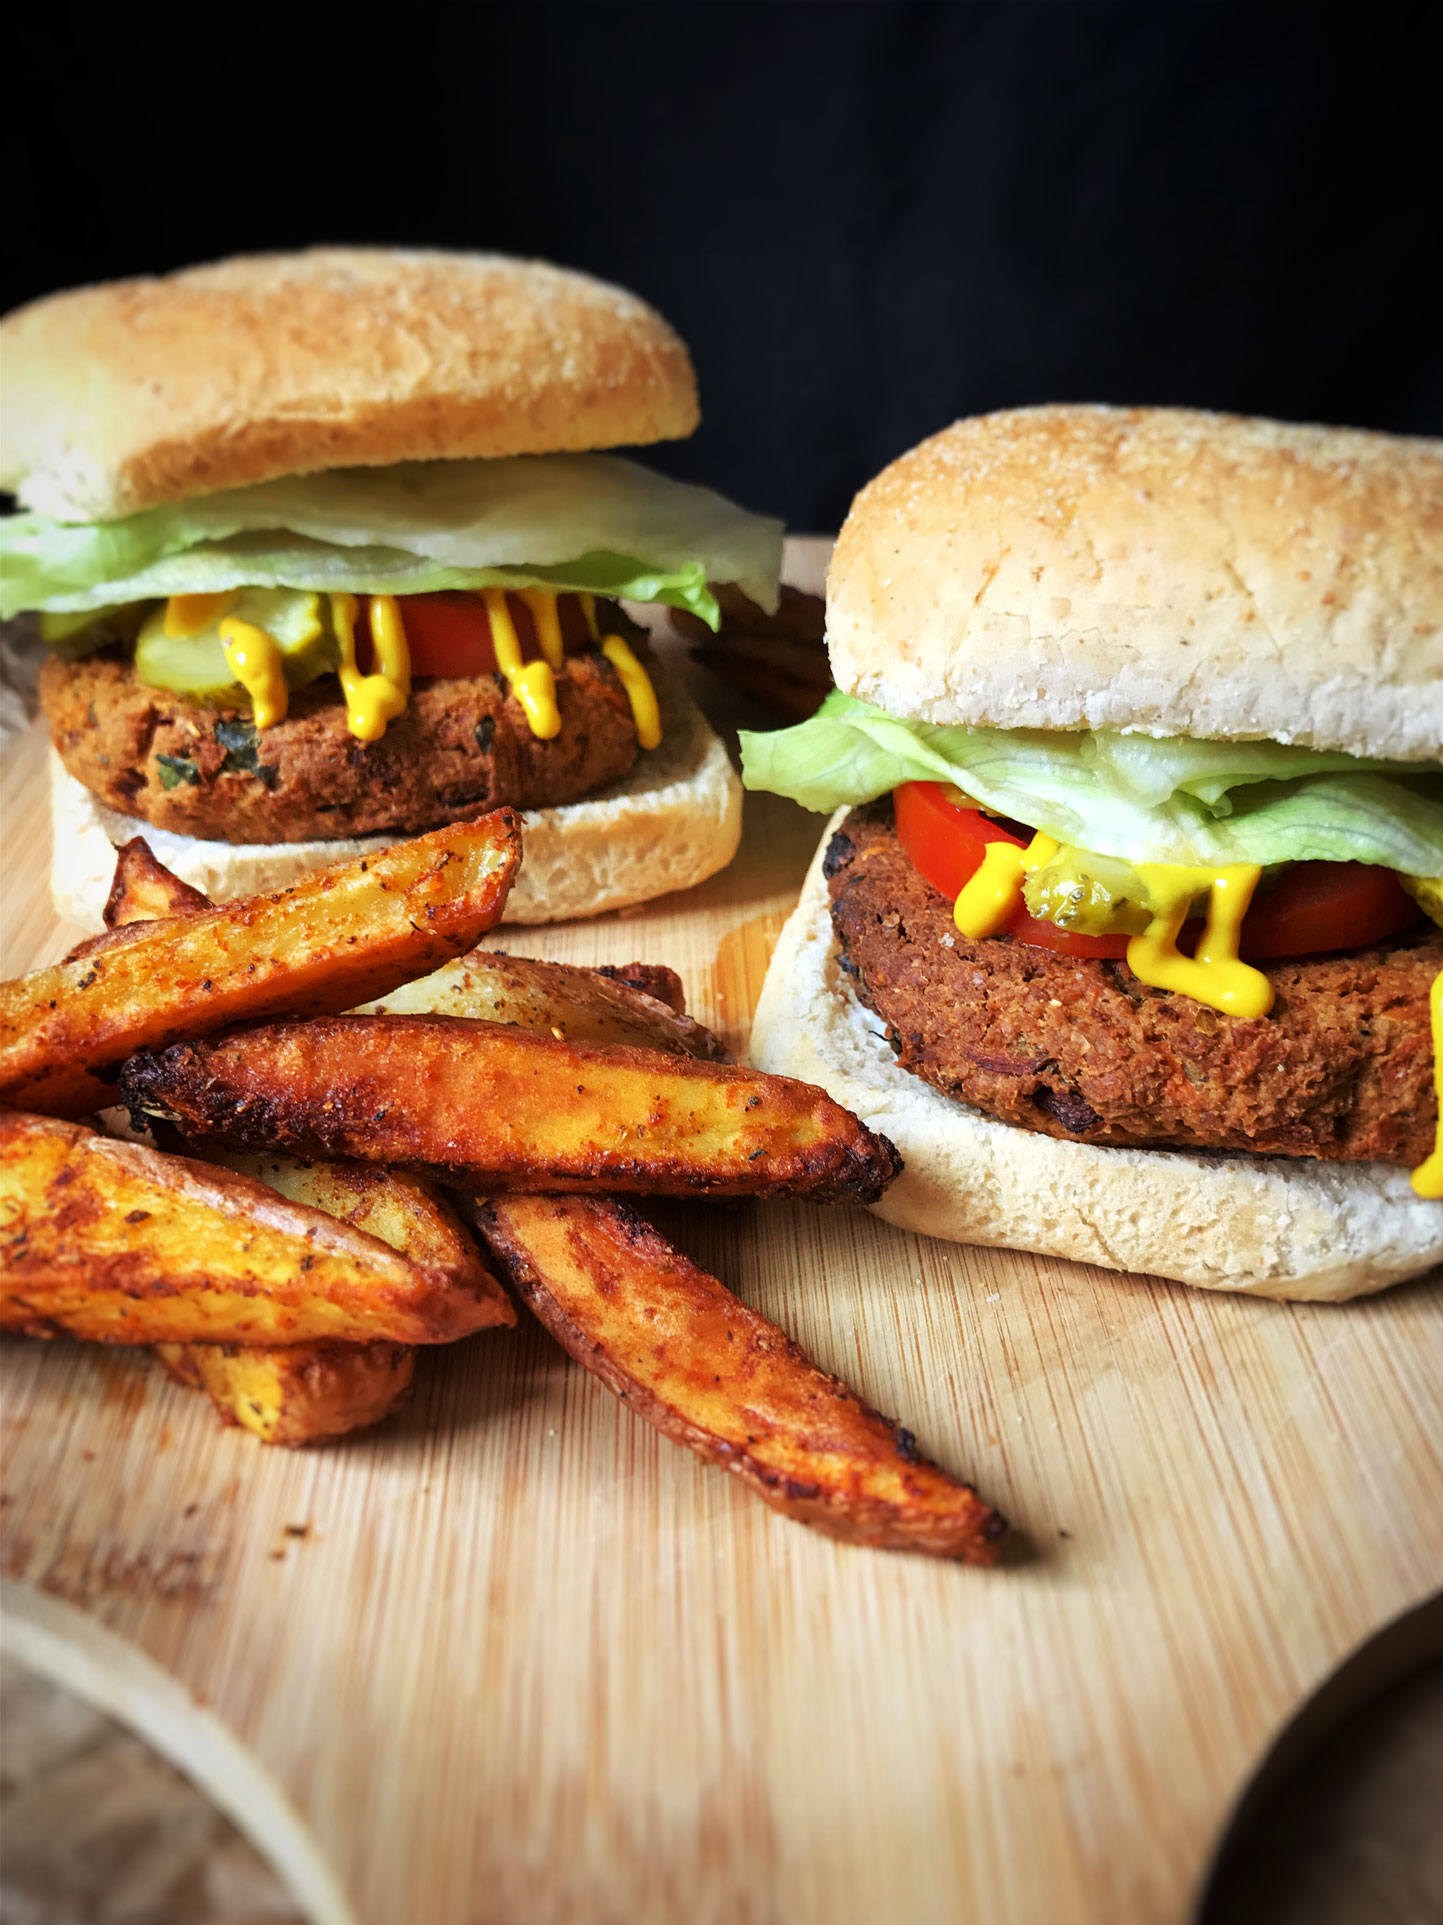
[744,407,1443,1300]
[0,248,782,924]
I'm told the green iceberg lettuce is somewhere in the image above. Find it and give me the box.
[1,453,784,626]
[740,692,1443,876]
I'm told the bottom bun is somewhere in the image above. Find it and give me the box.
[750,815,1443,1301]
[49,680,741,930]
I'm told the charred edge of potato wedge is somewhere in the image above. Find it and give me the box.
[118,1016,903,1202]
[476,1194,1007,1564]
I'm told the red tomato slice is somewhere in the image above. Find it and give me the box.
[893,780,1422,963]
[385,592,597,679]
[893,780,1131,959]
[394,592,502,677]
[1238,861,1421,958]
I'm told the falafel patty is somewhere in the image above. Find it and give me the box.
[826,801,1440,1166]
[40,633,649,845]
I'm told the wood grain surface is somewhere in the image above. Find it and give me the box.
[3,544,1441,1925]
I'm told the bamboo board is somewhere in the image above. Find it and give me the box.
[3,551,1441,1925]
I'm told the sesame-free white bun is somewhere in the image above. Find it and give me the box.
[749,818,1443,1301]
[50,682,740,930]
[2,248,699,522]
[828,405,1443,762]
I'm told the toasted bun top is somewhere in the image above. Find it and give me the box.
[1,248,700,522]
[828,405,1443,760]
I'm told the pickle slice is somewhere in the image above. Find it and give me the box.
[39,603,150,656]
[135,588,338,706]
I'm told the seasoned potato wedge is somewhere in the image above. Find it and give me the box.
[105,836,213,929]
[154,1151,493,1443]
[64,843,215,968]
[0,1110,513,1346]
[477,1195,1005,1563]
[90,847,495,1445]
[121,1015,902,1202]
[154,1340,416,1447]
[359,950,726,1059]
[197,1148,482,1271]
[0,813,521,1116]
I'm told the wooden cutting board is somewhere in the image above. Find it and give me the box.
[3,546,1441,1925]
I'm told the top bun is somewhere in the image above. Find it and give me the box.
[1,248,700,523]
[827,405,1443,761]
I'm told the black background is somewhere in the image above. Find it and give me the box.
[7,2,1440,530]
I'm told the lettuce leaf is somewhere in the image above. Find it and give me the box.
[740,692,1443,876]
[0,454,784,625]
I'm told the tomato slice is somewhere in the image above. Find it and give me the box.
[893,780,1422,963]
[893,780,1131,959]
[384,591,596,679]
[1238,861,1421,958]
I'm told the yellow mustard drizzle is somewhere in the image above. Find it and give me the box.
[600,635,662,749]
[218,619,288,730]
[483,589,561,739]
[329,593,412,742]
[519,588,566,670]
[953,834,1273,1020]
[954,835,1059,938]
[1126,863,1273,1018]
[165,591,237,639]
[1411,970,1443,1198]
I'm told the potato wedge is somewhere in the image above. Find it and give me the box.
[154,1340,416,1447]
[0,1110,513,1346]
[154,1151,495,1443]
[592,963,688,1014]
[105,836,213,929]
[0,813,521,1116]
[63,842,216,968]
[120,1015,902,1202]
[201,1148,480,1262]
[91,850,493,1445]
[477,1195,1006,1563]
[358,950,726,1059]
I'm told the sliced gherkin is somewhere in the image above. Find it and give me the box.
[1023,846,1198,937]
[1401,874,1443,930]
[39,602,150,655]
[135,588,338,706]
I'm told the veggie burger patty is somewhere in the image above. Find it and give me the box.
[40,607,651,846]
[826,800,1440,1168]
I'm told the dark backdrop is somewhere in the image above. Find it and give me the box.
[7,2,1440,530]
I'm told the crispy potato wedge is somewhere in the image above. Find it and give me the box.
[358,950,726,1059]
[92,851,491,1446]
[154,1151,495,1443]
[64,843,215,967]
[0,1110,513,1346]
[204,1148,479,1260]
[106,836,213,929]
[592,963,688,1014]
[477,1195,1005,1562]
[154,1339,416,1447]
[0,813,521,1116]
[121,1015,902,1202]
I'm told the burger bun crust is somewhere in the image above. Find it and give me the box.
[828,404,1443,762]
[2,248,699,521]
